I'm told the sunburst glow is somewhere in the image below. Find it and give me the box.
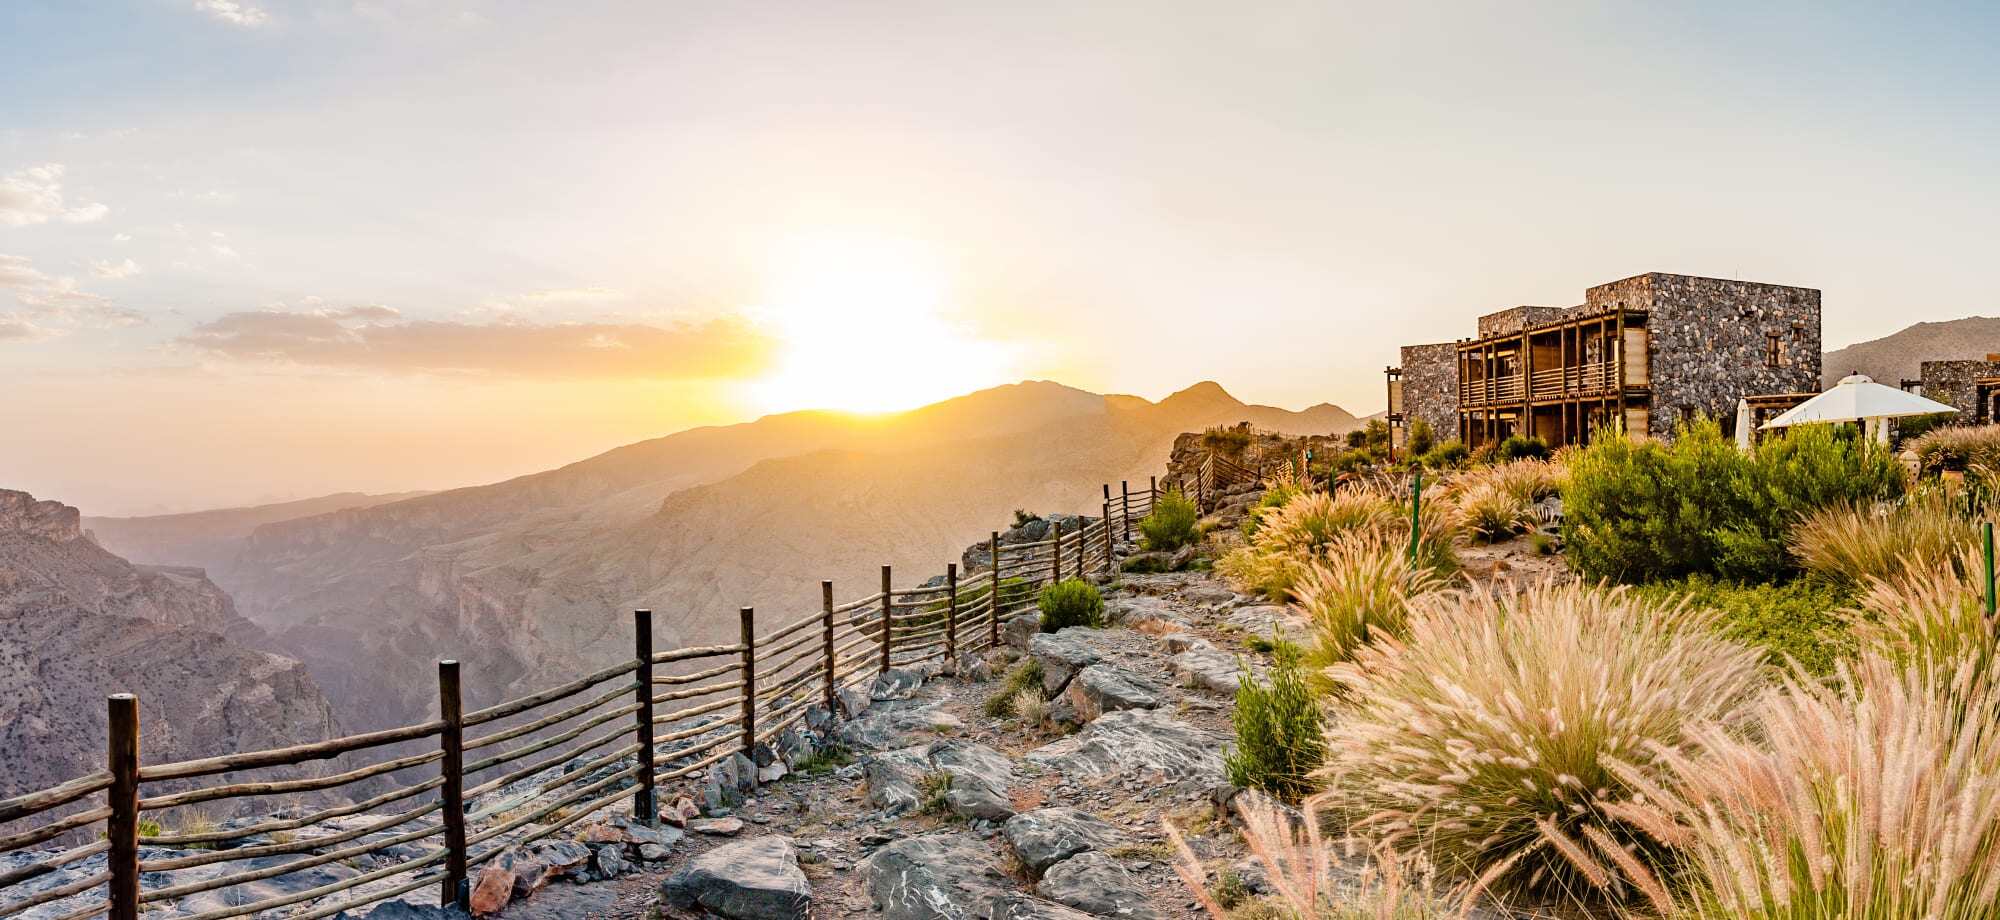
[745,234,1016,415]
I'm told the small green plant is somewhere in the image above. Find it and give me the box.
[1140,490,1201,551]
[1038,578,1105,632]
[1209,868,1251,910]
[984,657,1045,716]
[1405,418,1437,458]
[1240,631,1304,659]
[1223,643,1326,802]
[917,771,955,817]
[1496,434,1549,462]
[792,744,855,775]
[1416,438,1469,469]
[1527,531,1556,555]
[1634,575,1856,675]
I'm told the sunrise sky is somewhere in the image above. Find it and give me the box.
[4,1,1997,514]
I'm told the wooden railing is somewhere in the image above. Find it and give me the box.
[1461,360,1622,407]
[0,485,1153,920]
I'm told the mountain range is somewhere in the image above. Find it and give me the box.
[1822,316,2000,388]
[86,381,1359,730]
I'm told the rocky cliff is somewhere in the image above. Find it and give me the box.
[0,489,344,803]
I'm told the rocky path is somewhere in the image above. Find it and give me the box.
[489,563,1297,920]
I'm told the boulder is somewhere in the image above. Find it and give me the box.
[859,833,1012,920]
[1063,664,1161,722]
[1169,645,1247,694]
[1038,851,1158,918]
[1026,710,1227,788]
[467,864,514,915]
[660,795,700,827]
[1177,584,1237,607]
[836,685,873,719]
[1104,595,1180,628]
[689,816,745,836]
[492,847,551,901]
[871,668,925,701]
[863,746,934,815]
[1002,613,1041,650]
[591,843,626,879]
[1002,808,1125,873]
[841,700,962,750]
[1029,629,1108,695]
[661,836,812,920]
[1158,633,1209,654]
[865,741,1015,820]
[528,840,590,878]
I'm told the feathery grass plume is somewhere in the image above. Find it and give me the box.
[1320,580,1765,902]
[1225,642,1328,801]
[1610,651,2000,920]
[1294,531,1446,667]
[1141,488,1202,551]
[1166,791,1499,919]
[1791,489,1982,587]
[1849,547,1996,682]
[1451,477,1542,543]
[1220,488,1398,599]
[1912,423,2000,474]
[1244,470,1316,538]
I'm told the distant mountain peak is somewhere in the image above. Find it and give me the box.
[1159,380,1241,408]
[1822,316,2000,389]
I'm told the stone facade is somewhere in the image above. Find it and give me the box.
[1919,359,2000,419]
[1397,342,1459,443]
[1600,274,1822,437]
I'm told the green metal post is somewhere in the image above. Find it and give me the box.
[1985,521,1995,621]
[1408,470,1423,562]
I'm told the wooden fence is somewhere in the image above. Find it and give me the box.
[0,483,1162,920]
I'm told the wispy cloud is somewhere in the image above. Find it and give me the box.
[0,254,145,341]
[91,258,143,279]
[193,0,269,27]
[177,304,776,379]
[0,164,109,227]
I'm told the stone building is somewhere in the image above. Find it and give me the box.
[1386,272,1823,449]
[1917,359,2000,423]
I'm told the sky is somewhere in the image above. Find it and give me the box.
[3,1,1996,515]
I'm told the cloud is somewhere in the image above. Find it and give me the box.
[0,164,109,227]
[194,0,269,27]
[91,258,143,279]
[0,254,145,342]
[177,306,777,379]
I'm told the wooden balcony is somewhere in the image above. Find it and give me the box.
[1460,360,1625,407]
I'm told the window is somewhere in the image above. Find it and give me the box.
[1766,333,1783,367]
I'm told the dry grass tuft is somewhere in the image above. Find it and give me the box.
[1220,483,1458,601]
[1447,460,1564,543]
[1319,580,1766,902]
[1293,532,1447,667]
[1849,547,1996,681]
[1791,489,1981,587]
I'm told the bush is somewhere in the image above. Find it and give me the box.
[1633,575,1856,675]
[1321,581,1766,900]
[1405,419,1437,458]
[1038,578,1104,632]
[1791,489,1981,587]
[1563,418,1905,583]
[1417,439,1469,470]
[1221,483,1458,600]
[1912,423,2000,473]
[1293,532,1445,667]
[1202,426,1254,456]
[1495,434,1549,463]
[1139,489,1200,551]
[1241,478,1309,538]
[1224,643,1326,801]
[1609,653,2000,918]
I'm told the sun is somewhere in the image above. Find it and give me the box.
[744,234,1014,415]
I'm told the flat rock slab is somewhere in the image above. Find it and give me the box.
[660,836,812,920]
[1225,604,1306,637]
[872,668,926,701]
[1104,595,1182,628]
[991,894,1101,920]
[1002,808,1126,874]
[1029,628,1113,695]
[1169,645,1249,695]
[1063,664,1161,722]
[1038,851,1159,919]
[865,740,1016,820]
[840,700,963,751]
[860,833,1015,920]
[1026,710,1226,788]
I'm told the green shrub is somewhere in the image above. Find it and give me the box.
[1633,575,1856,675]
[1405,419,1437,458]
[1223,643,1325,802]
[1496,434,1549,462]
[983,658,1046,716]
[1038,578,1103,632]
[1323,581,1766,900]
[1241,479,1307,537]
[1564,418,1905,583]
[792,744,855,775]
[1416,439,1469,469]
[917,771,955,817]
[1139,489,1200,551]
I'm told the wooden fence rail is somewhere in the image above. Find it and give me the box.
[0,484,1160,920]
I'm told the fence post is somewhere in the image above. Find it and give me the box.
[821,581,836,713]
[1101,500,1114,572]
[1120,481,1131,540]
[1051,525,1063,584]
[1150,475,1158,505]
[989,533,1002,648]
[879,566,893,676]
[438,660,468,910]
[106,694,139,920]
[945,563,958,664]
[739,608,756,755]
[632,610,656,824]
[1408,470,1424,562]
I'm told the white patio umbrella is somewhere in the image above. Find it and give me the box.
[1762,373,1958,444]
